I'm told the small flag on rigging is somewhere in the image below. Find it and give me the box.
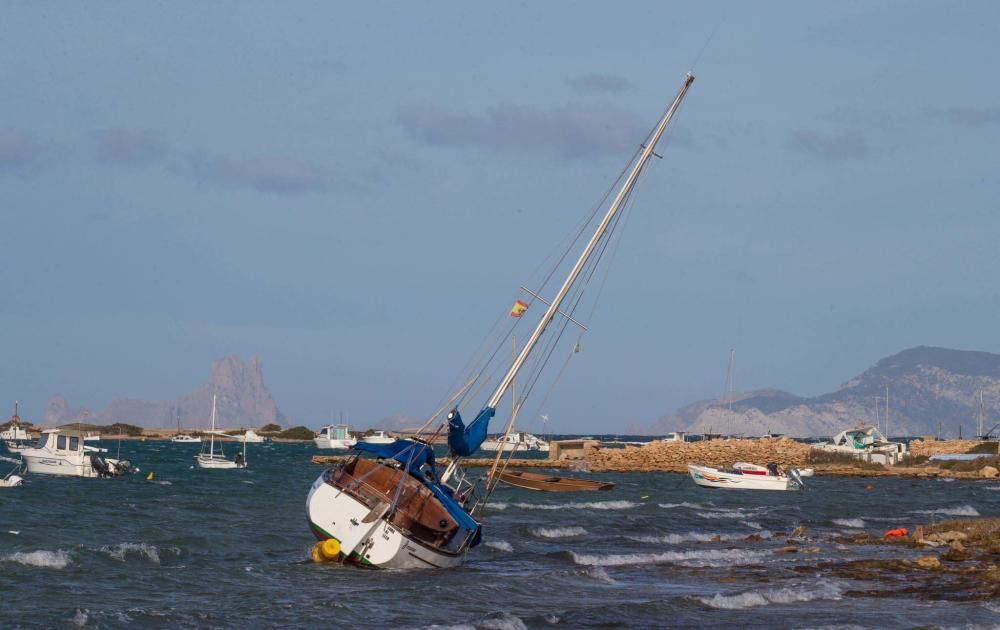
[510,299,529,318]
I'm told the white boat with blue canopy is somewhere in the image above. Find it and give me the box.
[306,73,696,569]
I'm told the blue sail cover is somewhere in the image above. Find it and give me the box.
[447,407,495,456]
[353,439,437,478]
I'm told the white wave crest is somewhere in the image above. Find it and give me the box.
[485,540,513,552]
[530,526,587,539]
[742,521,763,530]
[626,531,746,544]
[100,542,178,564]
[507,500,638,511]
[832,518,865,528]
[697,507,762,520]
[582,566,617,584]
[2,549,71,569]
[478,613,528,630]
[696,581,843,610]
[658,501,704,509]
[486,502,508,511]
[913,505,979,517]
[71,609,89,628]
[150,480,172,485]
[569,548,768,568]
[984,486,1000,491]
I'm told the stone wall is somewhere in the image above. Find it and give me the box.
[590,437,811,473]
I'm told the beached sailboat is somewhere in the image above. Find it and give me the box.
[195,396,246,469]
[480,431,550,452]
[306,73,696,569]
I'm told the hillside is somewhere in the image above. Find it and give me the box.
[43,356,286,429]
[649,346,1000,438]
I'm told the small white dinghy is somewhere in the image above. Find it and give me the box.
[1,455,24,487]
[688,463,805,491]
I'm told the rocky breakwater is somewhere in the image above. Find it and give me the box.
[590,438,811,473]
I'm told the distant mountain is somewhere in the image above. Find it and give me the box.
[648,346,1000,438]
[44,356,287,429]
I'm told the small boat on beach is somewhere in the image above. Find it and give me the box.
[480,431,550,453]
[688,463,805,491]
[498,470,614,492]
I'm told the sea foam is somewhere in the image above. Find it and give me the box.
[100,542,179,564]
[569,548,768,568]
[485,540,513,552]
[1,549,71,569]
[696,581,843,610]
[832,518,865,528]
[530,526,587,539]
[913,505,979,517]
[502,500,638,511]
[625,531,752,544]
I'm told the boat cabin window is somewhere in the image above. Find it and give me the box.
[36,433,49,449]
[57,435,67,450]
[69,436,79,451]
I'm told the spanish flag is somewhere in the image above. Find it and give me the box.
[510,299,529,317]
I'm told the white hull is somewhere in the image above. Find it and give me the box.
[1,474,24,487]
[22,453,128,478]
[306,474,465,569]
[171,435,202,444]
[688,464,800,491]
[479,442,550,453]
[314,437,357,450]
[4,441,31,452]
[195,455,242,469]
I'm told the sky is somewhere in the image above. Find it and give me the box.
[2,1,999,432]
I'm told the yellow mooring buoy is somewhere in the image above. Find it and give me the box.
[311,538,342,563]
[146,472,154,481]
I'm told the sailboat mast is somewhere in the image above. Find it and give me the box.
[485,73,695,410]
[885,386,889,439]
[210,395,217,457]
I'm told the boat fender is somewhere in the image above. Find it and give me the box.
[884,528,908,538]
[310,539,342,563]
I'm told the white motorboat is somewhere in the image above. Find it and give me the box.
[480,431,550,452]
[195,396,246,469]
[171,434,202,443]
[360,430,394,445]
[306,74,696,569]
[314,424,357,450]
[241,429,269,444]
[20,429,134,478]
[2,401,33,452]
[688,463,805,491]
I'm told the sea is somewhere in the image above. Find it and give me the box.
[1,441,999,629]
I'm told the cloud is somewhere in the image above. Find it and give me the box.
[397,102,655,160]
[0,130,39,176]
[567,73,633,94]
[186,153,333,194]
[785,129,869,161]
[95,129,166,165]
[928,107,1000,127]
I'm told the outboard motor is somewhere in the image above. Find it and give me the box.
[90,453,111,478]
[788,467,805,489]
[116,460,134,475]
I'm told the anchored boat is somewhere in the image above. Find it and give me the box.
[498,470,613,492]
[688,463,805,491]
[195,395,246,469]
[21,429,135,478]
[306,73,696,569]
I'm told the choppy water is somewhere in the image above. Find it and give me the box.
[1,442,999,629]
